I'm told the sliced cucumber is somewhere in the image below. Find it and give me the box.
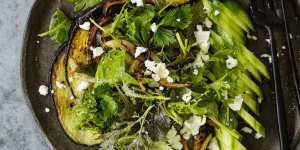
[237,53,262,82]
[210,118,243,141]
[237,107,265,137]
[215,127,248,150]
[240,45,270,79]
[223,0,255,31]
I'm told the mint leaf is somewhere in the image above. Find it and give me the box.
[160,4,193,30]
[38,9,71,44]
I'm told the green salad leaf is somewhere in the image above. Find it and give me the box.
[94,49,138,87]
[160,4,193,30]
[153,27,176,47]
[38,9,71,44]
[69,0,103,11]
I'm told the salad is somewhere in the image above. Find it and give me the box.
[38,0,270,149]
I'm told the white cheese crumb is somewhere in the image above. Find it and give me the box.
[265,39,271,44]
[255,133,263,139]
[56,81,66,89]
[226,56,238,69]
[208,137,220,150]
[144,70,152,76]
[229,95,243,111]
[241,127,253,134]
[144,60,170,82]
[38,85,49,96]
[131,0,143,6]
[260,54,272,63]
[90,46,104,58]
[214,10,220,16]
[176,18,181,22]
[282,45,286,49]
[247,34,258,40]
[204,18,213,28]
[180,115,206,140]
[36,40,40,44]
[51,90,54,94]
[182,89,192,103]
[167,76,174,83]
[289,33,293,39]
[159,86,164,91]
[69,77,73,82]
[135,47,147,58]
[79,21,91,30]
[45,107,50,113]
[193,69,199,75]
[70,95,74,100]
[167,126,183,150]
[76,81,89,92]
[150,23,157,33]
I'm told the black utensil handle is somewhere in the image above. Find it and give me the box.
[279,0,300,114]
[265,25,290,150]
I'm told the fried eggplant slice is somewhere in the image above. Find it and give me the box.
[50,46,103,145]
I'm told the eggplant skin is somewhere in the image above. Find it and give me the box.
[49,45,103,146]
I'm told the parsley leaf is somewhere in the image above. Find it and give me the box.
[38,9,71,44]
[153,27,176,47]
[160,4,193,30]
[125,4,156,46]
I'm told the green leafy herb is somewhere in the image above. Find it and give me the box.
[71,0,103,11]
[75,62,97,77]
[38,9,71,44]
[153,27,176,47]
[94,49,138,87]
[160,4,193,30]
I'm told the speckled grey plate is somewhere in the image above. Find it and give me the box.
[21,0,300,150]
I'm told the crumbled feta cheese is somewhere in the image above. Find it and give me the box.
[36,40,40,44]
[241,127,253,134]
[145,60,170,82]
[282,45,286,49]
[69,77,73,82]
[38,85,49,96]
[229,95,243,111]
[194,25,210,47]
[208,137,220,150]
[56,81,66,89]
[193,69,199,75]
[289,33,293,39]
[252,36,258,40]
[255,133,262,139]
[226,56,238,69]
[45,107,50,113]
[79,21,90,30]
[260,54,272,63]
[204,18,213,28]
[180,115,206,140]
[265,39,271,44]
[167,126,183,150]
[176,18,181,22]
[182,89,192,103]
[150,23,157,33]
[131,0,143,6]
[135,47,147,58]
[167,76,174,83]
[51,90,54,94]
[214,10,220,16]
[159,86,164,91]
[90,46,104,58]
[76,81,89,91]
[70,95,74,100]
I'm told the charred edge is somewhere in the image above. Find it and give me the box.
[64,0,113,98]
